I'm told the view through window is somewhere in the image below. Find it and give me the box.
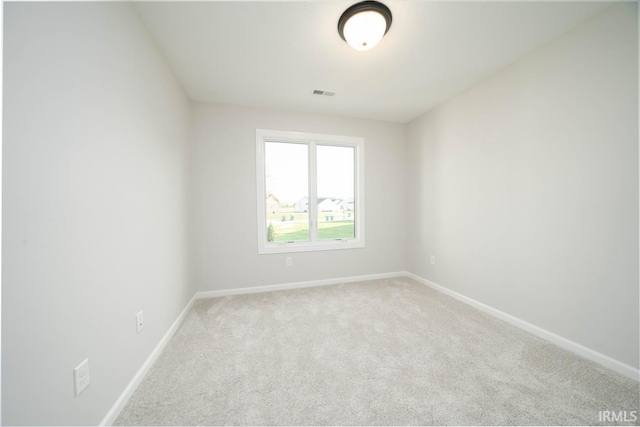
[257,130,364,253]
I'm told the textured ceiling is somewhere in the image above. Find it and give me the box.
[134,1,612,123]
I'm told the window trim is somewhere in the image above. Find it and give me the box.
[256,129,365,254]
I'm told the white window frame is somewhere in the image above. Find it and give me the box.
[256,129,365,254]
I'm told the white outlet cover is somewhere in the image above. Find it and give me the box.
[74,358,90,396]
[430,255,436,265]
[136,311,144,334]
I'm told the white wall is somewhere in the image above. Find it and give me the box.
[2,3,193,425]
[0,0,4,423]
[407,4,639,369]
[191,103,406,291]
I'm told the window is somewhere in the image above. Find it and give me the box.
[256,129,364,254]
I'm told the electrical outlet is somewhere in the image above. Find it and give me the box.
[430,255,436,265]
[286,256,292,266]
[136,311,144,334]
[74,359,90,396]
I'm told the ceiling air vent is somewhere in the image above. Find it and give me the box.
[312,90,335,97]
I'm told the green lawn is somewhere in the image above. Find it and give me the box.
[267,207,355,242]
[269,220,354,242]
[273,228,309,242]
[318,223,354,239]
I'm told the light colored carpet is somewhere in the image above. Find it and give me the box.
[114,277,639,426]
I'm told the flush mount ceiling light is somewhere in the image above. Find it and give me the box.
[338,1,392,51]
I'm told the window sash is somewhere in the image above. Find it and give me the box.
[256,129,365,254]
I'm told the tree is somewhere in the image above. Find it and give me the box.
[267,222,275,242]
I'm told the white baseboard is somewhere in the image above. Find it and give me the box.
[404,271,640,382]
[99,294,197,426]
[195,271,405,299]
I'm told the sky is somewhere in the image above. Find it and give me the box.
[265,142,354,205]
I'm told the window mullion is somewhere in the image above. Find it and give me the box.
[309,141,318,243]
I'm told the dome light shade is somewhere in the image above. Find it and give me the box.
[338,1,392,51]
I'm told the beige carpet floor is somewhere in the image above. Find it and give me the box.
[114,277,639,426]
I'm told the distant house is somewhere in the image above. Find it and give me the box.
[266,194,280,213]
[338,197,355,211]
[318,197,340,212]
[294,196,308,213]
[294,196,345,212]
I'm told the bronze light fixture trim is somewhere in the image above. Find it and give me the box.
[338,1,392,51]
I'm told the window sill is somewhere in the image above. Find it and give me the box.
[258,240,364,254]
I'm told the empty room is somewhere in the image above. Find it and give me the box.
[2,0,638,425]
